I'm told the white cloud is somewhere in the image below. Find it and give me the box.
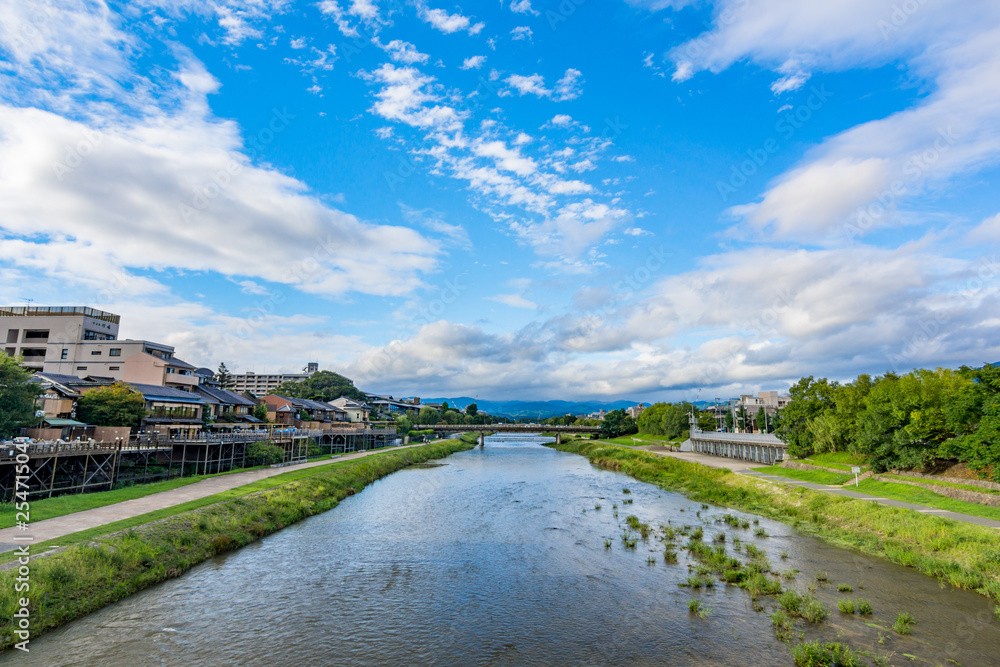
[461,55,486,69]
[473,140,538,176]
[667,0,1000,243]
[624,227,652,236]
[506,73,550,97]
[488,293,538,309]
[510,26,532,41]
[0,28,441,301]
[968,212,1000,242]
[548,114,574,127]
[417,4,484,35]
[378,39,429,65]
[510,1,539,16]
[290,37,307,49]
[554,68,583,101]
[504,69,582,101]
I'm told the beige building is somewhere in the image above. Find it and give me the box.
[43,339,198,391]
[2,306,120,371]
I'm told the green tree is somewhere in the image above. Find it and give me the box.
[274,370,367,402]
[755,407,767,433]
[216,362,231,387]
[724,408,734,432]
[417,406,440,425]
[776,376,838,457]
[75,382,146,430]
[696,409,716,432]
[600,409,638,439]
[395,415,413,433]
[0,352,41,438]
[253,403,269,422]
[466,402,478,416]
[940,364,1000,481]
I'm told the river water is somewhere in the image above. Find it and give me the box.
[7,437,1000,666]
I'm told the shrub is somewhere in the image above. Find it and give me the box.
[837,598,855,614]
[855,599,873,615]
[246,441,284,466]
[893,612,915,635]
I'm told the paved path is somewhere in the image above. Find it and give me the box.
[623,446,1000,530]
[0,444,428,554]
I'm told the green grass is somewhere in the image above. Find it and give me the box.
[0,448,414,566]
[0,440,474,649]
[893,612,915,635]
[0,476,209,528]
[799,452,869,470]
[855,479,1000,522]
[551,442,1000,602]
[879,473,1000,496]
[753,465,853,486]
[791,641,864,667]
[601,433,683,446]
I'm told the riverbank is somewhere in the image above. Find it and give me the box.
[0,439,474,650]
[552,441,1000,603]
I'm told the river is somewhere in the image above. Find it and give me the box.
[7,437,1000,666]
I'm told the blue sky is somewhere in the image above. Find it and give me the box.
[1,0,998,401]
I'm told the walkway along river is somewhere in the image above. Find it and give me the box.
[6,436,1000,666]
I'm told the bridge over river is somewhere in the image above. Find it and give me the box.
[429,424,600,445]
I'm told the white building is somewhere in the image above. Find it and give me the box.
[2,306,120,371]
[329,397,371,423]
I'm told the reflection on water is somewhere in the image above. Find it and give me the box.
[6,438,999,666]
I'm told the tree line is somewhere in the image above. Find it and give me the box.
[776,365,999,480]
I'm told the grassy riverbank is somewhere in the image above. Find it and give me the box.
[552,441,1000,602]
[0,439,473,650]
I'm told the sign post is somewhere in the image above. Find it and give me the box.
[851,466,861,487]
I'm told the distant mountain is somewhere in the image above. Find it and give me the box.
[415,397,641,419]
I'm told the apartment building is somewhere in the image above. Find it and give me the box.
[226,362,318,395]
[2,306,120,371]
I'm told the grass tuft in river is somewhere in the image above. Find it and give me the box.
[892,611,915,635]
[791,641,864,667]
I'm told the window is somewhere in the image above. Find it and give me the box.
[4,347,14,357]
[5,330,17,344]
[166,367,175,374]
[109,366,120,371]
[76,366,87,371]
[109,348,121,357]
[91,350,102,356]
[61,349,68,359]
[24,330,49,339]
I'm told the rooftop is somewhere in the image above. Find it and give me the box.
[0,306,120,324]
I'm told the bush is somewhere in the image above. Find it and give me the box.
[246,441,285,466]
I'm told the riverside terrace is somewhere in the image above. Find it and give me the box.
[0,425,398,501]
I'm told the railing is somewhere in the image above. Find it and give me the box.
[690,429,786,446]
